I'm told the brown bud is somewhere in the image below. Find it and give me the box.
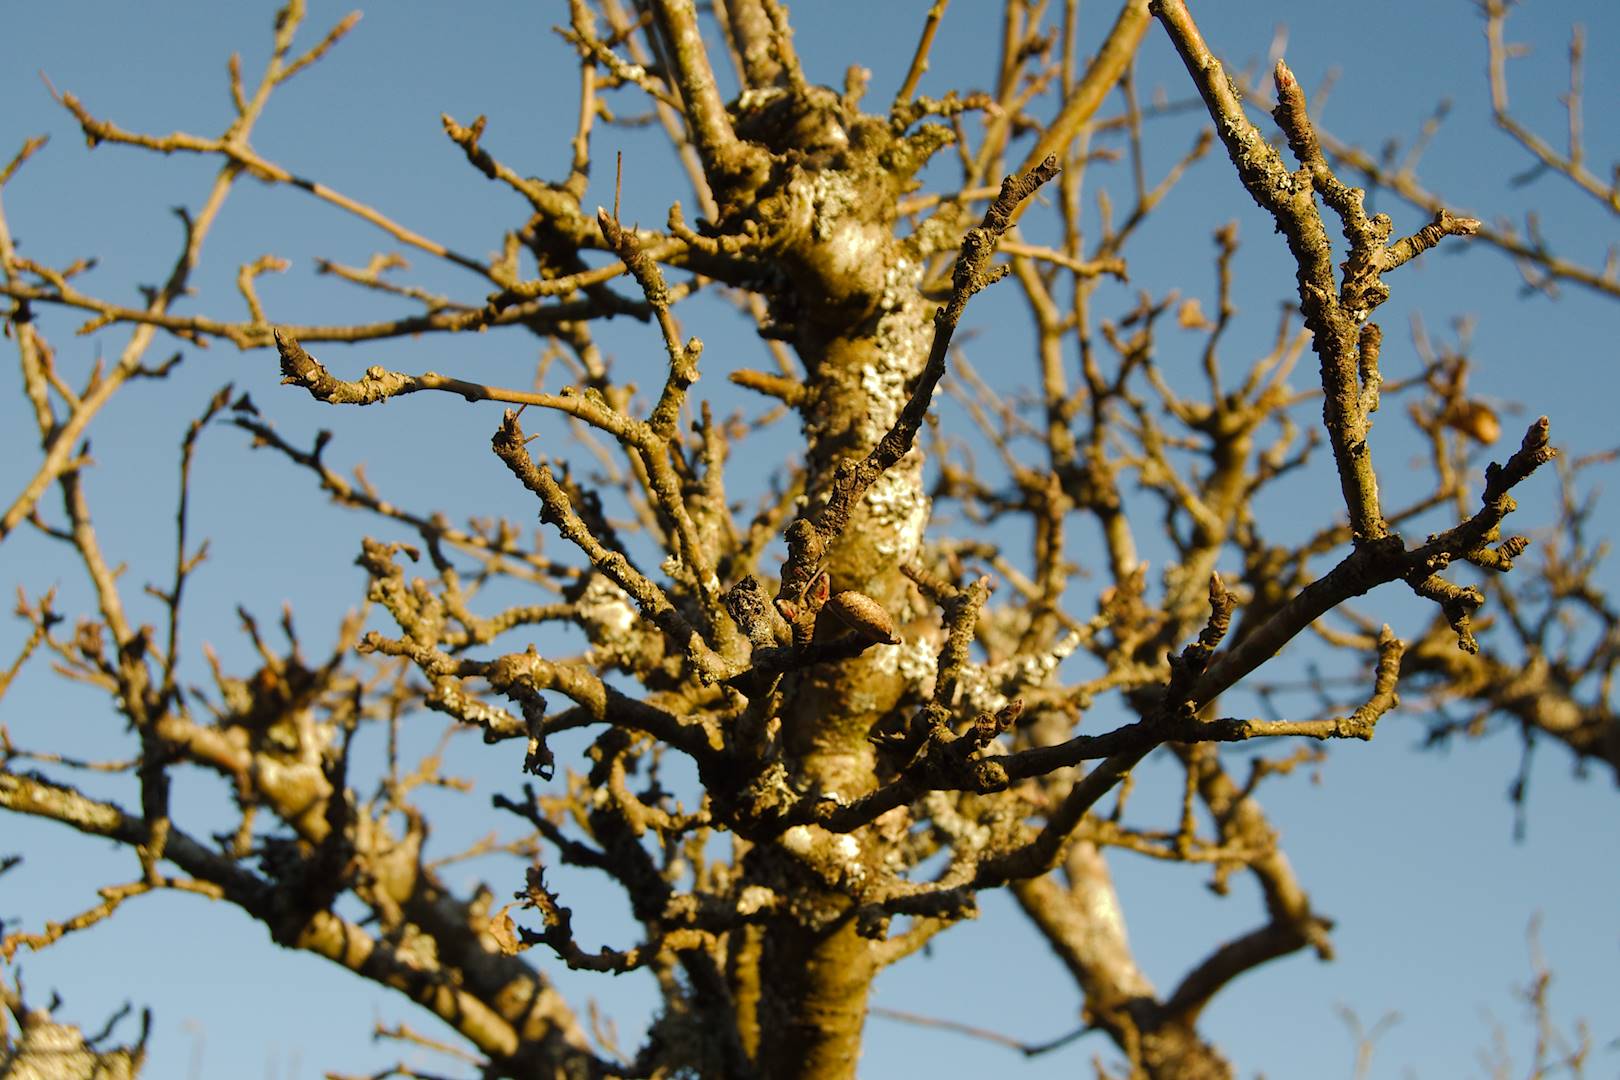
[807,569,831,610]
[823,590,898,645]
[995,698,1025,728]
[970,699,1024,746]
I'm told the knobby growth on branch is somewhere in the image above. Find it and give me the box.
[1,1,1611,1077]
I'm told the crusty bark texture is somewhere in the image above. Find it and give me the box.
[2,1,1600,1077]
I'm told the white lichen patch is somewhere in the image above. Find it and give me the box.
[880,256,921,314]
[857,259,931,447]
[956,628,1085,715]
[394,923,440,971]
[809,170,860,243]
[921,790,993,851]
[881,633,941,698]
[736,87,787,112]
[862,468,930,564]
[578,574,636,636]
[781,824,815,856]
[839,679,885,719]
[576,574,645,667]
[856,357,909,446]
[831,832,865,883]
[779,825,868,887]
[736,884,779,916]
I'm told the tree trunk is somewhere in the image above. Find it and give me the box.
[739,112,937,1077]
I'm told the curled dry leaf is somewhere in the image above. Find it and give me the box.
[489,904,527,956]
[1177,296,1212,330]
[1445,400,1502,444]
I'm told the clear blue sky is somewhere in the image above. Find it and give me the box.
[3,3,1618,1078]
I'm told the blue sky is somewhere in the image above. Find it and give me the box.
[3,3,1618,1078]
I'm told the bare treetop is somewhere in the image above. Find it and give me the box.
[0,2,1613,1077]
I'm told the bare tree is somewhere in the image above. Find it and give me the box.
[0,2,1612,1077]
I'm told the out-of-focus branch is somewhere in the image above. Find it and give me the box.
[52,88,488,276]
[646,0,758,185]
[1485,3,1618,217]
[2,3,418,546]
[1017,0,1151,176]
[894,0,952,108]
